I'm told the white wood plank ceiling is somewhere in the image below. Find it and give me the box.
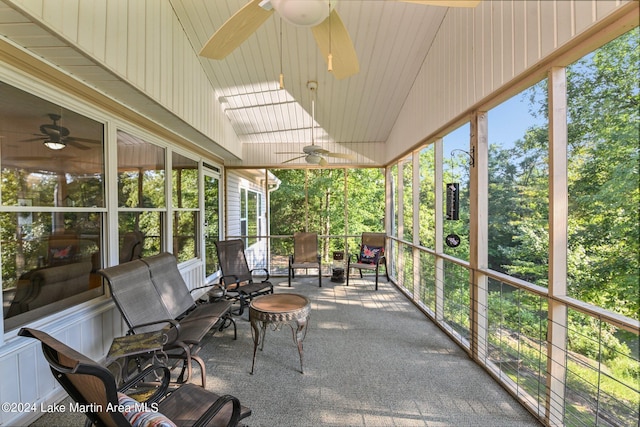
[0,0,465,165]
[172,0,449,155]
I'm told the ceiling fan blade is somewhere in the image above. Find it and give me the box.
[5,156,54,161]
[393,0,481,7]
[318,157,328,167]
[67,140,91,150]
[275,151,304,155]
[282,155,306,163]
[20,137,46,142]
[325,152,356,159]
[67,136,101,144]
[199,0,274,59]
[311,10,359,80]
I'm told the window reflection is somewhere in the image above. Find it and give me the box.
[117,131,165,209]
[117,131,166,261]
[204,173,220,277]
[0,82,105,328]
[118,212,162,259]
[2,212,103,324]
[173,152,199,262]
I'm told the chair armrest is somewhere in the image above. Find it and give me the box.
[189,283,217,294]
[128,319,180,342]
[193,394,241,427]
[118,365,171,405]
[251,268,270,282]
[220,274,242,291]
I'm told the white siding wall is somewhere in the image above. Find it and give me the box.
[8,0,242,159]
[386,0,628,160]
[225,170,269,270]
[225,173,242,239]
[225,170,268,240]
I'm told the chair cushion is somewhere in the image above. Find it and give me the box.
[118,393,177,427]
[360,245,383,264]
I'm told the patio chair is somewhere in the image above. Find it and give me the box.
[346,232,389,290]
[18,327,251,427]
[119,231,144,264]
[288,232,322,287]
[99,259,225,387]
[215,239,273,316]
[141,252,236,339]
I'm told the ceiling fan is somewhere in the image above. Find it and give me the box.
[279,144,355,167]
[276,81,355,166]
[21,113,100,150]
[199,0,481,80]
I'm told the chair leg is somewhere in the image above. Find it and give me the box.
[192,354,207,388]
[171,344,192,385]
[288,266,292,287]
[375,268,379,291]
[318,267,322,287]
[236,295,247,316]
[345,263,350,286]
[219,313,237,340]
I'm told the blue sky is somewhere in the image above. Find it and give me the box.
[444,92,543,154]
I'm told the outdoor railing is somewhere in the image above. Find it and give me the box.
[389,237,639,427]
[232,234,639,426]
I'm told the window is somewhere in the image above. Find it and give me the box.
[0,82,105,329]
[240,188,260,247]
[117,130,165,259]
[172,152,199,262]
[204,170,221,278]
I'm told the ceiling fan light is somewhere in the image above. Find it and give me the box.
[43,140,66,150]
[271,0,335,27]
[306,154,322,164]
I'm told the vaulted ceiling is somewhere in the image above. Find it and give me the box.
[0,0,481,167]
[171,0,456,156]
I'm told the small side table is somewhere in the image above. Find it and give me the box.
[331,267,345,283]
[331,251,345,283]
[106,331,165,384]
[249,293,310,374]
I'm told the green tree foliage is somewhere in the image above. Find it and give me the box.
[270,168,385,260]
[563,29,639,319]
[488,125,550,287]
[418,147,436,248]
[524,28,639,317]
[496,28,639,318]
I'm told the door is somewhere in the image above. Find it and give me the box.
[203,170,221,280]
